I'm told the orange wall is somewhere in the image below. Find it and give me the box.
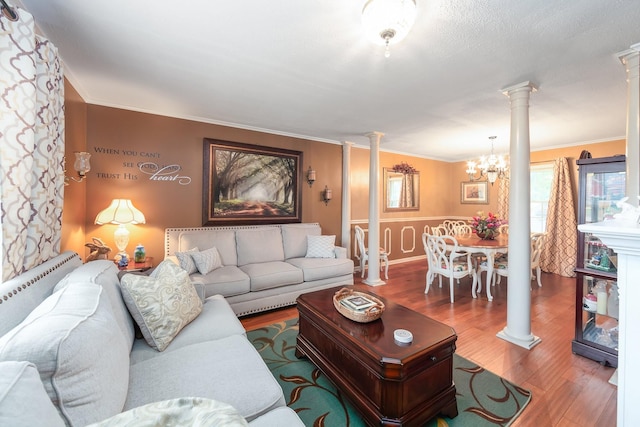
[350,147,454,220]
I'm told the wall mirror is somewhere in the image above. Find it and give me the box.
[383,167,420,212]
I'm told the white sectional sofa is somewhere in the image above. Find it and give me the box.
[0,252,304,427]
[165,222,355,316]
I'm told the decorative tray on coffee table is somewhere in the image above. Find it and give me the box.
[333,287,385,323]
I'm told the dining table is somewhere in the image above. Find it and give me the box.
[451,234,508,301]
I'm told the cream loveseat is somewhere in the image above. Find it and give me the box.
[0,252,304,427]
[165,222,355,316]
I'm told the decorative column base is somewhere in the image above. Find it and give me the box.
[363,277,386,287]
[497,327,541,350]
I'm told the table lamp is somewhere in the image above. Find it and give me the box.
[95,199,146,259]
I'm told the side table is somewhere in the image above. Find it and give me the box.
[114,257,154,272]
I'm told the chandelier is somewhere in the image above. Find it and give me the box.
[465,136,509,185]
[362,0,417,58]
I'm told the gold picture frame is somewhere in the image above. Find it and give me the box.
[461,181,489,204]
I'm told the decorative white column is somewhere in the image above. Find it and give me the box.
[341,141,353,252]
[498,81,541,349]
[364,132,385,286]
[579,220,640,426]
[617,43,640,207]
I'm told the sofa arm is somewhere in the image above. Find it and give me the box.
[334,246,347,259]
[191,278,206,302]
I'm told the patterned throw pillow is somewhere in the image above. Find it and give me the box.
[305,235,336,258]
[190,246,222,275]
[175,247,199,274]
[86,397,248,427]
[120,260,202,351]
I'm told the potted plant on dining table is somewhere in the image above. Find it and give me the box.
[470,211,505,240]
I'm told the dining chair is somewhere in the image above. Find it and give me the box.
[354,225,389,280]
[431,225,447,236]
[454,224,473,236]
[422,233,477,303]
[529,232,546,287]
[442,220,467,235]
[478,232,547,289]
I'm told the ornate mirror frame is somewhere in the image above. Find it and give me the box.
[383,167,420,212]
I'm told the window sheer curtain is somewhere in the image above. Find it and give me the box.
[1,8,65,281]
[539,157,577,277]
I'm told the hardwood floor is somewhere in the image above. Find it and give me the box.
[240,260,617,427]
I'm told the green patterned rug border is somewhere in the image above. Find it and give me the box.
[247,318,531,427]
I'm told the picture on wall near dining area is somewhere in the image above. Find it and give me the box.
[202,139,302,225]
[461,181,489,204]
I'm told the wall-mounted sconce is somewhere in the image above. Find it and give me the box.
[323,186,332,205]
[64,151,91,185]
[306,166,316,187]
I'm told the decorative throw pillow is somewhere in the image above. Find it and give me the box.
[305,235,336,258]
[0,282,130,426]
[175,247,199,274]
[120,260,203,351]
[191,246,222,275]
[86,397,248,427]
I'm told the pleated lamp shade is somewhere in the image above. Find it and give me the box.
[95,199,146,225]
[95,199,145,256]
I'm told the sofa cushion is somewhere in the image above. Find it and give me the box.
[120,260,203,351]
[126,335,286,421]
[287,257,355,282]
[191,246,222,274]
[130,295,246,365]
[240,261,304,292]
[306,235,336,258]
[87,397,248,427]
[192,265,251,298]
[0,361,65,427]
[236,228,285,266]
[0,282,130,427]
[54,260,136,351]
[180,229,237,266]
[175,247,199,274]
[281,223,321,259]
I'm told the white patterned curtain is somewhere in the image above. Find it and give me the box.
[1,7,65,281]
[399,173,414,208]
[539,157,577,277]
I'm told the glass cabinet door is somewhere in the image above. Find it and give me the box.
[579,275,618,353]
[583,168,625,224]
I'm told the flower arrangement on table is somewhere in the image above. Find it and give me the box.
[391,162,417,174]
[470,211,505,240]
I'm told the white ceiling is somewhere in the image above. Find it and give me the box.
[15,0,640,161]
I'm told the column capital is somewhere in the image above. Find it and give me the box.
[617,42,640,65]
[501,80,538,97]
[365,131,385,145]
[342,140,354,147]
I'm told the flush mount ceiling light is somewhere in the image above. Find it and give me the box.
[362,0,417,58]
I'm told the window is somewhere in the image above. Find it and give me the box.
[530,163,554,233]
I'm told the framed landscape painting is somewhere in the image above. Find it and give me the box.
[203,139,302,225]
[461,181,489,204]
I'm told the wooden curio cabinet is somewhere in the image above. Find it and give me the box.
[572,155,625,367]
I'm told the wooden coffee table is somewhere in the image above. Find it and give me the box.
[296,286,458,427]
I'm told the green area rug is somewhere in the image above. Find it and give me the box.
[247,318,531,427]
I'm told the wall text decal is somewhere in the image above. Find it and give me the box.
[91,146,191,185]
